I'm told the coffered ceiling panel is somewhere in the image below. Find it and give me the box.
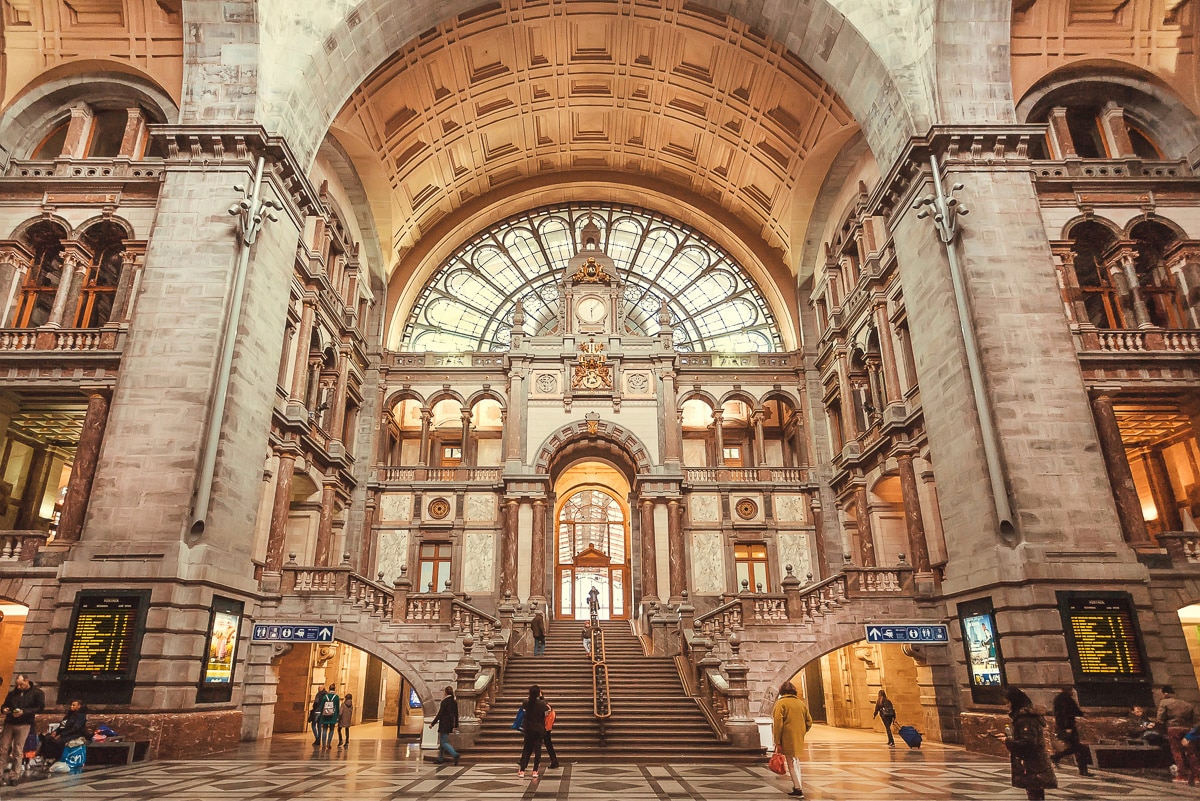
[333,1,856,271]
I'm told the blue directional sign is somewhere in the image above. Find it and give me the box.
[865,624,950,644]
[251,624,335,643]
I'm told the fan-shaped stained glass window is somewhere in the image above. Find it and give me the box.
[401,203,782,353]
[557,489,626,565]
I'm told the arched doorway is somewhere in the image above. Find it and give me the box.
[554,462,632,620]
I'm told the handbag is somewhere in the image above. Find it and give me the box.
[511,706,526,731]
[545,708,556,730]
[768,751,788,775]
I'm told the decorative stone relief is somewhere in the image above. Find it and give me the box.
[774,494,808,523]
[534,372,559,395]
[777,532,814,583]
[376,529,409,586]
[464,493,497,522]
[462,530,495,593]
[691,531,726,595]
[688,493,721,522]
[624,371,652,396]
[379,493,412,523]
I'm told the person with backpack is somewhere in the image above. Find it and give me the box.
[517,684,549,779]
[873,690,896,746]
[429,686,460,765]
[317,684,340,749]
[337,693,355,748]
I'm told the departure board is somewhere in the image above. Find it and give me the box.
[1060,593,1147,677]
[63,594,144,677]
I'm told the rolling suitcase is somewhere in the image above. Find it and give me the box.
[898,725,922,749]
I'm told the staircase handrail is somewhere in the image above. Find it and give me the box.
[451,597,501,638]
[693,597,742,637]
[348,572,394,618]
[590,625,611,741]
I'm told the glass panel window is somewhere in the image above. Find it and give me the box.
[723,446,743,467]
[735,543,770,593]
[418,543,452,593]
[440,446,462,467]
[12,223,67,328]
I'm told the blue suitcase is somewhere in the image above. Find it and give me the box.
[898,725,922,748]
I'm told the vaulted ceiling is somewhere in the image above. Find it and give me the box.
[330,1,858,281]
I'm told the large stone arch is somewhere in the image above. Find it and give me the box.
[330,629,435,709]
[533,419,653,477]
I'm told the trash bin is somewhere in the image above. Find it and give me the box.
[755,717,774,750]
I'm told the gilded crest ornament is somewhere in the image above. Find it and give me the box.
[572,340,612,390]
[571,256,612,284]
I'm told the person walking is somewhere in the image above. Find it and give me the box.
[430,686,460,765]
[771,681,812,798]
[517,684,549,779]
[317,684,340,749]
[1005,687,1057,801]
[873,690,897,746]
[540,691,560,770]
[0,674,44,785]
[582,620,594,656]
[337,693,355,748]
[1051,686,1091,776]
[1157,684,1199,783]
[531,608,546,657]
[309,691,323,745]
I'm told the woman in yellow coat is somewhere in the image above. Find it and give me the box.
[772,681,813,797]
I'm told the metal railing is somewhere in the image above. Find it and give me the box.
[590,625,611,745]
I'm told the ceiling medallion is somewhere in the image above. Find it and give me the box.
[428,498,451,520]
[735,498,759,520]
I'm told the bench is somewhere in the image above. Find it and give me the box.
[1091,744,1172,769]
[85,740,150,766]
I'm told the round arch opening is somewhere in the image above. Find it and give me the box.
[552,460,632,621]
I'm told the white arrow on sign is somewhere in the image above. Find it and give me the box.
[318,627,334,641]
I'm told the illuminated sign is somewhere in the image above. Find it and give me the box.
[958,597,1006,705]
[63,594,145,678]
[198,597,244,704]
[409,688,423,709]
[1058,591,1151,707]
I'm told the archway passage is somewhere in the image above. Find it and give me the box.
[553,462,632,620]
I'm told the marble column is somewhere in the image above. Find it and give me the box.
[461,409,474,467]
[712,410,725,466]
[314,481,337,566]
[854,485,876,566]
[14,447,49,529]
[896,451,931,572]
[505,367,526,462]
[418,408,432,466]
[1145,447,1183,531]
[55,390,110,542]
[1168,246,1200,327]
[530,498,547,600]
[45,250,85,328]
[810,497,828,580]
[792,412,808,467]
[264,448,297,572]
[289,298,316,403]
[874,302,903,405]
[661,370,681,465]
[751,410,766,468]
[329,349,350,441]
[110,246,144,325]
[500,498,519,598]
[836,349,859,440]
[1090,394,1151,546]
[1110,248,1153,329]
[1054,249,1092,326]
[667,498,686,600]
[639,498,659,604]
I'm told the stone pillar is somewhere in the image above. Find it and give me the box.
[118,107,148,158]
[500,498,519,598]
[289,297,316,403]
[639,498,659,605]
[1045,107,1076,158]
[810,496,828,580]
[329,348,350,441]
[1053,247,1092,326]
[264,448,297,572]
[504,366,527,463]
[0,247,31,328]
[1109,247,1153,329]
[874,301,903,405]
[44,248,86,328]
[61,104,94,158]
[1145,447,1183,531]
[109,245,144,325]
[314,481,337,566]
[854,484,876,566]
[14,446,49,529]
[712,410,725,466]
[530,498,547,601]
[661,370,681,465]
[1099,102,1136,157]
[722,633,759,748]
[1090,393,1151,546]
[55,390,111,542]
[667,498,686,600]
[418,408,432,466]
[751,410,766,468]
[1167,246,1200,327]
[792,413,808,467]
[835,349,859,440]
[896,451,931,572]
[461,408,474,467]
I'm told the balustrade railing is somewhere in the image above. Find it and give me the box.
[1158,532,1200,566]
[1086,328,1200,354]
[0,531,48,563]
[377,465,502,483]
[684,466,811,484]
[0,328,121,353]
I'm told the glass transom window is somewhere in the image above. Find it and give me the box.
[401,203,782,353]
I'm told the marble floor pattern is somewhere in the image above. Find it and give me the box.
[6,738,1200,800]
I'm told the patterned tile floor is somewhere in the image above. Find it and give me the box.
[6,732,1200,800]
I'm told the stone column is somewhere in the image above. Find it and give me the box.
[530,498,547,601]
[0,248,31,328]
[1090,394,1151,546]
[810,496,828,580]
[667,498,686,600]
[854,484,876,566]
[314,481,338,566]
[835,349,859,440]
[504,366,527,463]
[418,408,432,466]
[751,410,766,468]
[264,448,297,572]
[118,107,148,158]
[1167,245,1200,327]
[712,410,725,466]
[661,370,681,465]
[1053,248,1092,326]
[329,348,350,441]
[896,451,931,572]
[1110,247,1153,329]
[1099,102,1136,157]
[44,249,86,328]
[792,412,808,467]
[639,498,659,605]
[1145,448,1183,531]
[109,245,144,325]
[1046,107,1076,158]
[874,301,903,405]
[61,104,94,158]
[499,498,519,598]
[14,447,49,529]
[55,390,110,542]
[289,297,316,403]
[461,408,474,468]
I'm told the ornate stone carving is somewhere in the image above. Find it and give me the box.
[734,497,759,520]
[535,373,558,394]
[571,255,613,284]
[572,340,612,390]
[428,497,451,519]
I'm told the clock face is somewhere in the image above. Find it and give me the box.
[576,296,607,324]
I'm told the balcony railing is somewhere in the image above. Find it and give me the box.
[1031,157,1192,179]
[0,531,48,563]
[376,465,502,483]
[1078,328,1200,354]
[0,328,123,353]
[684,467,811,484]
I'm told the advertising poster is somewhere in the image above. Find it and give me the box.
[203,610,241,684]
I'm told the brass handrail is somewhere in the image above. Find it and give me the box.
[590,626,611,746]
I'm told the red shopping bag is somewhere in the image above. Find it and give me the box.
[768,751,788,775]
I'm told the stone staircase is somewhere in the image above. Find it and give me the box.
[469,620,763,762]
